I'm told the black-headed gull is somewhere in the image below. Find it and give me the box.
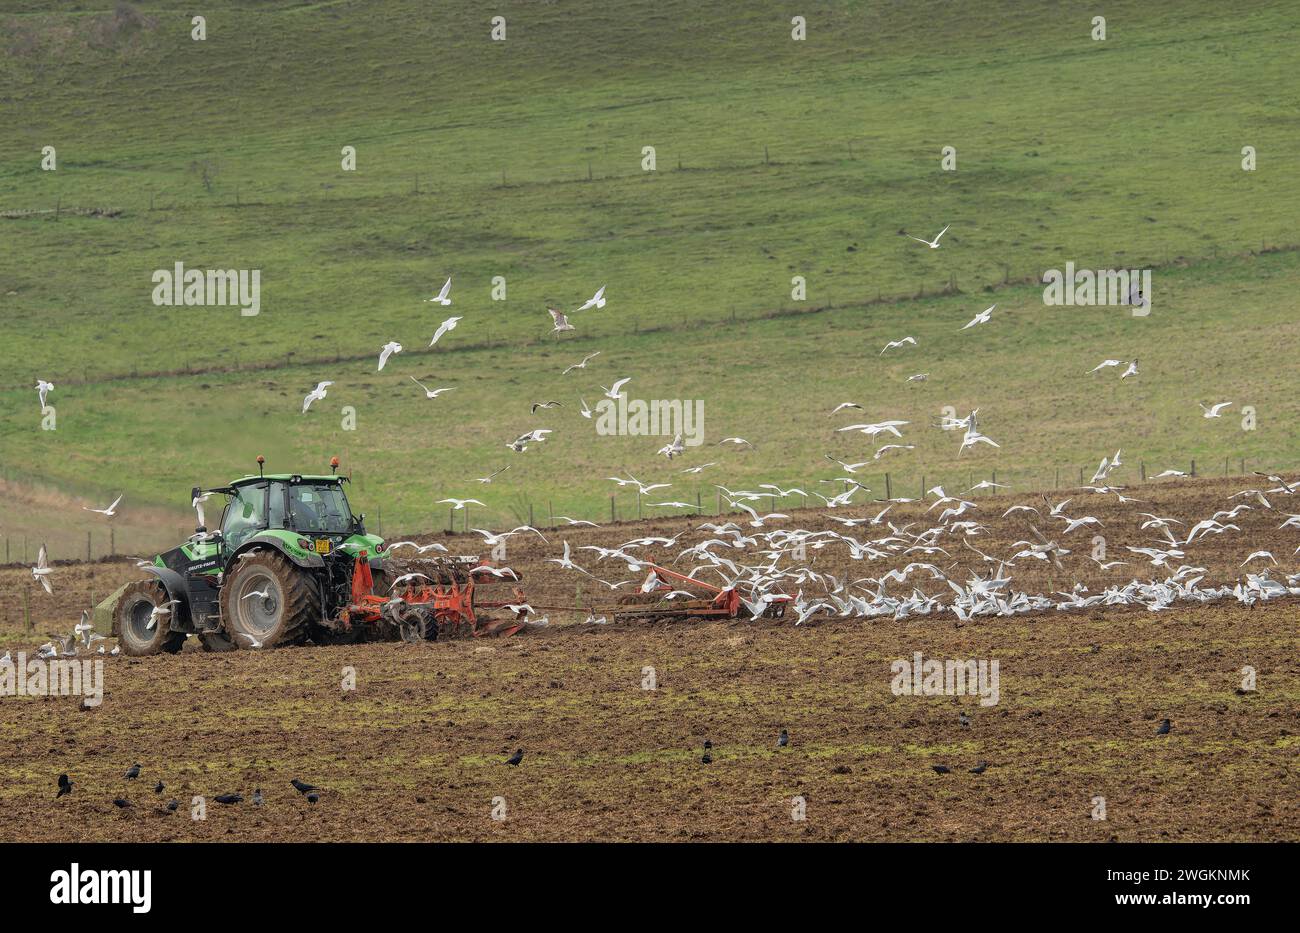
[425,276,452,306]
[563,352,600,375]
[377,341,402,370]
[880,336,916,354]
[31,544,53,594]
[600,377,630,400]
[409,376,454,399]
[84,494,123,517]
[302,380,333,413]
[904,223,949,248]
[36,380,53,408]
[961,304,995,330]
[1199,402,1232,418]
[438,498,485,510]
[575,286,606,311]
[429,316,462,348]
[507,429,552,452]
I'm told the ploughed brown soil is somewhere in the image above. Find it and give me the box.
[0,475,1296,841]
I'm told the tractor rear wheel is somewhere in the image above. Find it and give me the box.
[220,551,319,648]
[114,580,187,656]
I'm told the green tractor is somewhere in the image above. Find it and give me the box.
[97,458,392,655]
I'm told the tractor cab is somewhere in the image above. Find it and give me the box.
[216,475,364,556]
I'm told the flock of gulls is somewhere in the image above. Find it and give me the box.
[23,226,1291,636]
[476,467,1300,627]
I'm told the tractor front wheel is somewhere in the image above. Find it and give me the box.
[220,551,319,649]
[114,580,187,656]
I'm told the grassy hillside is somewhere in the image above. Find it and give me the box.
[1,0,1297,550]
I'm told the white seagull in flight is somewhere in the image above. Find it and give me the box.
[84,494,124,517]
[302,380,333,413]
[429,316,462,348]
[961,304,995,330]
[378,341,402,371]
[600,377,631,400]
[576,286,606,311]
[563,352,600,375]
[409,376,455,399]
[904,223,950,248]
[425,276,452,306]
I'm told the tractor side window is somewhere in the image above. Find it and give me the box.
[266,484,288,529]
[223,485,267,550]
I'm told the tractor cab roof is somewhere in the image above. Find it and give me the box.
[208,474,348,495]
[230,474,343,485]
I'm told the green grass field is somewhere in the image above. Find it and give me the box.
[1,0,1297,553]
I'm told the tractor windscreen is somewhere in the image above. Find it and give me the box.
[285,483,353,534]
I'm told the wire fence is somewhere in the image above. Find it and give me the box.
[0,455,1264,567]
